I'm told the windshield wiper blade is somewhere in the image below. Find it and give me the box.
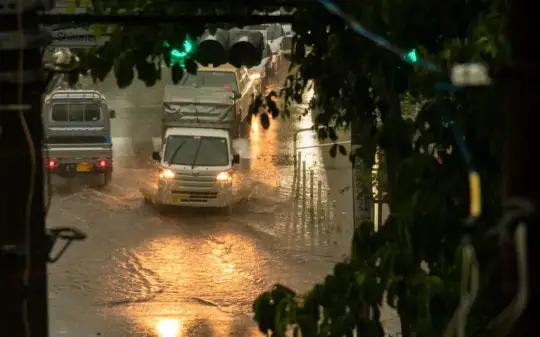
[191,138,203,169]
[168,140,186,166]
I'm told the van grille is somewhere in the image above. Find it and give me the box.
[172,190,218,202]
[46,136,107,144]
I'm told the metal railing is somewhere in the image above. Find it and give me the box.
[291,127,389,232]
[291,150,334,228]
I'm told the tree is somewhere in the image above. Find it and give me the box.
[62,0,511,336]
[252,0,512,336]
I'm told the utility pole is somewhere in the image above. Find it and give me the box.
[0,0,53,336]
[505,0,540,335]
[350,116,372,231]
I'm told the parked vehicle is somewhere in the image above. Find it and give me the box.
[42,89,116,187]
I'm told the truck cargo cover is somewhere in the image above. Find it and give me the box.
[162,85,237,131]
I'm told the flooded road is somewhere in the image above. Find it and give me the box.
[45,68,372,336]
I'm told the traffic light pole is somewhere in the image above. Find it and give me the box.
[505,0,540,335]
[0,5,49,337]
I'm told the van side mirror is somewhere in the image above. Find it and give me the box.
[232,154,240,165]
[152,151,161,161]
[109,109,116,118]
[232,91,241,100]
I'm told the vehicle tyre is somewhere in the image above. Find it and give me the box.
[221,204,233,216]
[156,204,172,216]
[97,171,112,188]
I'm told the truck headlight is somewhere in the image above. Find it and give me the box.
[159,169,175,179]
[216,171,232,182]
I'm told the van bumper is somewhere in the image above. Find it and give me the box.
[154,180,233,208]
[44,145,113,177]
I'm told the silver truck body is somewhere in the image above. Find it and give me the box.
[151,86,240,208]
[42,90,115,186]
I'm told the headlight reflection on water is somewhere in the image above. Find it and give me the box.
[156,318,181,337]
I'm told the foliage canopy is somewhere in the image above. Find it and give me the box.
[66,0,510,336]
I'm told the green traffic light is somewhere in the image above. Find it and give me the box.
[165,36,195,67]
[183,39,193,53]
[405,49,418,64]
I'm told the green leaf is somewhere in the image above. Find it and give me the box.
[265,92,280,119]
[355,272,366,286]
[328,127,338,141]
[260,112,270,129]
[113,56,134,89]
[253,292,276,333]
[66,70,80,86]
[184,58,197,74]
[330,143,337,158]
[66,0,77,14]
[137,61,158,87]
[294,40,306,62]
[249,93,263,116]
[93,24,105,39]
[171,64,183,85]
[317,127,328,140]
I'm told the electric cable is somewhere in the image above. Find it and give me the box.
[16,0,34,336]
[484,198,533,335]
[317,0,440,72]
[437,87,481,337]
[494,222,528,336]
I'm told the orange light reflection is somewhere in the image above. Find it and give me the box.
[116,235,267,334]
[156,318,181,337]
[249,114,279,188]
[296,114,319,169]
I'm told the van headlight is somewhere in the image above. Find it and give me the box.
[216,171,232,182]
[159,169,175,179]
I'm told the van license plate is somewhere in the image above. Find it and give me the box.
[76,162,92,172]
[171,194,189,203]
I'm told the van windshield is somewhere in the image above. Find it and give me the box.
[179,71,237,91]
[164,135,229,167]
[51,103,101,122]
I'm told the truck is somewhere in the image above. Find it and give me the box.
[42,89,116,187]
[176,63,257,124]
[244,24,286,91]
[148,85,242,212]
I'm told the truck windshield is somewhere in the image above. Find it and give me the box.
[51,103,101,122]
[179,71,238,91]
[164,135,229,166]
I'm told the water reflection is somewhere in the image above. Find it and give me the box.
[248,114,279,190]
[156,318,181,337]
[296,114,318,169]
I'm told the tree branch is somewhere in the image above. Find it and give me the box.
[38,13,295,24]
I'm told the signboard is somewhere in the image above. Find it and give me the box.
[44,2,104,49]
[45,27,110,51]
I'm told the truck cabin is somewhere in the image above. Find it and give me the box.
[42,90,116,144]
[157,128,240,168]
[154,85,241,166]
[177,64,248,99]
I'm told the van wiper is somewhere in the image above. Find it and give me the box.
[168,140,186,166]
[191,138,203,169]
